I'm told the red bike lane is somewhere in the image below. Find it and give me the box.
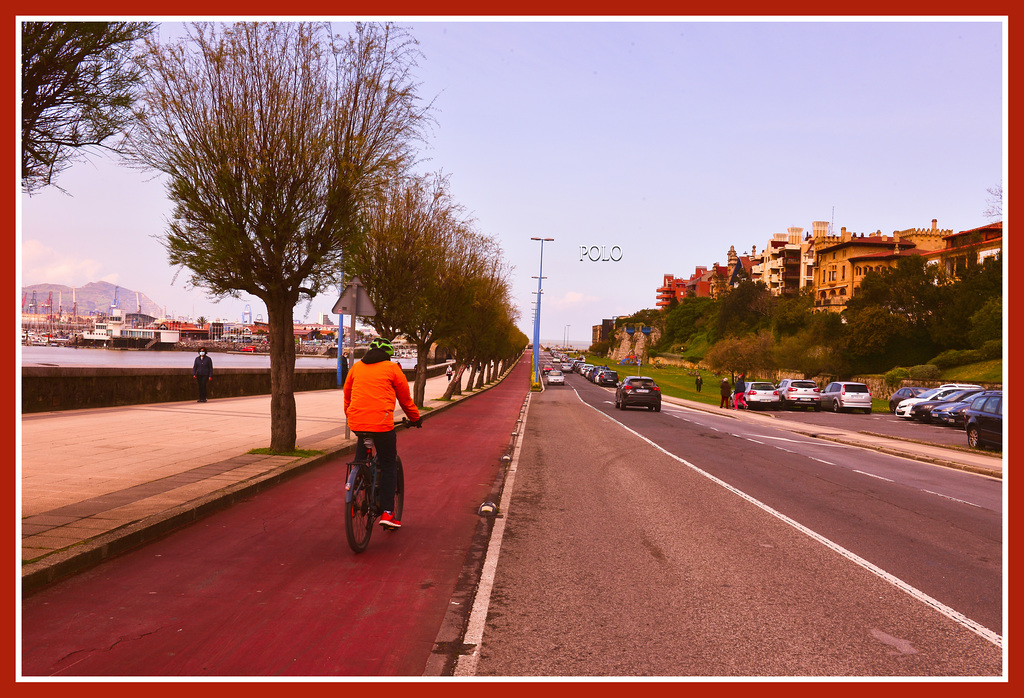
[20,359,530,677]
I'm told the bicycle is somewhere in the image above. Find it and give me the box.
[344,418,419,553]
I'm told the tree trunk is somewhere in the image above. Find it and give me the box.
[474,363,485,389]
[464,362,477,391]
[266,292,298,452]
[441,361,466,400]
[412,342,430,407]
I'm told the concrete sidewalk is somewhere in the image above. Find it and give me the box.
[20,367,481,593]
[661,394,1004,480]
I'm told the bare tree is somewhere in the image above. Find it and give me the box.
[128,22,429,451]
[346,172,500,405]
[21,21,156,193]
[984,182,1002,220]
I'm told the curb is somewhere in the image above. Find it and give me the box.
[661,395,1002,480]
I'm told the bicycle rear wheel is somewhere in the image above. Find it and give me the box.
[344,464,373,553]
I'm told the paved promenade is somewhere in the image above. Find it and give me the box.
[20,366,474,593]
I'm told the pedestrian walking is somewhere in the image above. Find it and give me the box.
[446,364,453,382]
[695,374,703,392]
[340,351,349,384]
[733,373,747,410]
[192,348,213,403]
[719,378,731,408]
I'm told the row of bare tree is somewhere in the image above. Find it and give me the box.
[22,21,527,450]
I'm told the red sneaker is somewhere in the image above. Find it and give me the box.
[379,511,401,529]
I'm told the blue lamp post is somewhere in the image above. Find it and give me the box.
[530,237,553,384]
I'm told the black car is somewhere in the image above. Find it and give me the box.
[596,368,618,386]
[906,388,985,423]
[888,386,927,413]
[965,391,1002,450]
[615,376,662,411]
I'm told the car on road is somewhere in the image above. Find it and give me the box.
[776,379,821,411]
[241,345,256,352]
[744,382,781,410]
[820,381,873,414]
[615,376,662,411]
[964,391,1002,450]
[541,364,554,375]
[894,384,982,418]
[905,388,985,423]
[561,362,574,371]
[577,363,594,376]
[888,386,927,413]
[545,369,565,386]
[596,368,618,386]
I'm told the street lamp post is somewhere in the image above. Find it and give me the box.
[563,324,571,350]
[530,237,554,384]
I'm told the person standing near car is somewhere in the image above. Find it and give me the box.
[192,348,213,403]
[343,336,421,530]
[719,377,731,408]
[733,373,747,410]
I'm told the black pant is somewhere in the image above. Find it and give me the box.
[196,375,210,401]
[354,429,398,514]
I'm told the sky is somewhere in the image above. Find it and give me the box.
[17,17,1005,347]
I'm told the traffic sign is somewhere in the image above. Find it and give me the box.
[332,276,376,317]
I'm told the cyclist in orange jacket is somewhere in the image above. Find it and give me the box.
[343,336,421,529]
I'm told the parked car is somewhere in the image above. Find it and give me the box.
[596,368,618,386]
[905,388,985,423]
[744,382,781,410]
[888,386,927,413]
[560,362,574,371]
[820,381,873,414]
[932,391,1000,428]
[545,369,565,386]
[965,391,1002,450]
[930,400,975,428]
[586,365,603,382]
[895,384,981,418]
[578,363,594,376]
[241,345,256,352]
[776,379,821,411]
[615,376,662,411]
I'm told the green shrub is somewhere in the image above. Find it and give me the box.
[980,339,1002,360]
[909,364,941,380]
[930,349,984,369]
[883,367,910,388]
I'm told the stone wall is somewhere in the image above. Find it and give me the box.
[21,363,450,413]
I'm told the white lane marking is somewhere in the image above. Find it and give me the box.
[745,437,765,445]
[854,469,895,482]
[810,457,836,466]
[454,393,532,676]
[577,395,1002,649]
[924,490,983,508]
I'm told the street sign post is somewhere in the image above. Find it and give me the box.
[332,277,376,439]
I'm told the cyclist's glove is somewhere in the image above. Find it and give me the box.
[409,418,423,428]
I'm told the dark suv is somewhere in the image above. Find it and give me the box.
[596,368,618,386]
[615,376,662,411]
[964,391,1002,450]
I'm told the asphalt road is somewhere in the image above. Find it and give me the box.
[471,372,1003,676]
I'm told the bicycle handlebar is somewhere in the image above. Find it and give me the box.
[398,416,423,429]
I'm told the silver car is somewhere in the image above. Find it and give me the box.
[776,379,821,411]
[820,381,873,414]
[546,369,565,385]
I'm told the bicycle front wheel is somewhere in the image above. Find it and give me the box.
[344,464,373,553]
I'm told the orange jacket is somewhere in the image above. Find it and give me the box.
[343,356,420,432]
